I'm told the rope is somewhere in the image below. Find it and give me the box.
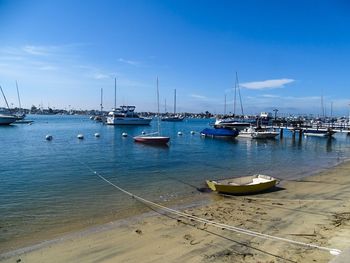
[77,160,341,256]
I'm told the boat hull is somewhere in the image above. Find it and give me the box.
[0,115,18,125]
[107,117,152,125]
[303,129,335,137]
[133,136,170,145]
[161,117,184,122]
[200,128,239,138]
[206,174,277,195]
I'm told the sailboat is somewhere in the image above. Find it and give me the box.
[15,81,26,120]
[214,72,253,130]
[0,85,20,125]
[133,77,170,145]
[161,89,184,122]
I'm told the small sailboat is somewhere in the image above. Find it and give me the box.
[206,174,278,195]
[161,89,184,122]
[133,77,170,145]
[0,85,20,125]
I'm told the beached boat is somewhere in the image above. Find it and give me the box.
[206,174,278,195]
[303,128,335,137]
[238,126,279,139]
[200,127,239,138]
[133,77,170,145]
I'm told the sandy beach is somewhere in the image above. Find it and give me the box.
[2,160,350,263]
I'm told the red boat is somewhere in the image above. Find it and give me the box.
[133,136,170,145]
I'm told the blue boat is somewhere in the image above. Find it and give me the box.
[200,128,239,138]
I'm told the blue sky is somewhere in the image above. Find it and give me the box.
[1,0,350,115]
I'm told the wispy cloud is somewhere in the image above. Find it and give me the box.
[240,78,295,90]
[261,94,280,98]
[190,94,208,100]
[118,58,141,66]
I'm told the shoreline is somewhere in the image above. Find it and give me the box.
[2,159,350,262]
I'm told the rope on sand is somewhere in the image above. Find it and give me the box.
[78,161,342,256]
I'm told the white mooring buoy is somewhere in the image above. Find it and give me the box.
[142,131,146,135]
[190,131,195,135]
[177,131,183,136]
[122,132,128,137]
[45,135,53,141]
[94,133,100,138]
[77,134,84,139]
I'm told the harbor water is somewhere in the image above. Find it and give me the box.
[1,115,350,253]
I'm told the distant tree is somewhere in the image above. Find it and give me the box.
[30,105,37,112]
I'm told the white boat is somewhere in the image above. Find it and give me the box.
[0,113,18,125]
[106,78,152,126]
[0,85,20,125]
[238,126,279,139]
[214,118,252,130]
[107,105,152,125]
[303,128,335,137]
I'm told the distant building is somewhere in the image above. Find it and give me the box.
[260,112,273,118]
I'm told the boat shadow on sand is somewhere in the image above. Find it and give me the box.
[203,185,285,196]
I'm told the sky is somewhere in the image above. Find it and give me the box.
[1,0,350,116]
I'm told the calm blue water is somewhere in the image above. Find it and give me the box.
[1,114,350,252]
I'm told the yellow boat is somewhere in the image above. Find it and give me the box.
[206,174,278,195]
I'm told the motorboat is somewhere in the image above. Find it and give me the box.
[206,174,278,195]
[238,126,279,139]
[107,105,152,125]
[303,128,336,137]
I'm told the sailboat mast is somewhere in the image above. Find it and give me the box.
[233,80,237,116]
[16,81,22,110]
[0,85,11,111]
[100,88,103,113]
[236,72,244,116]
[174,89,176,115]
[224,94,227,115]
[157,77,160,135]
[114,78,117,109]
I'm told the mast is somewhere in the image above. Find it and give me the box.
[174,89,176,115]
[16,81,22,110]
[236,72,244,116]
[224,94,227,115]
[233,80,237,116]
[0,85,11,111]
[165,99,167,113]
[157,77,160,135]
[100,88,103,113]
[114,78,117,110]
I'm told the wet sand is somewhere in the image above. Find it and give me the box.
[1,160,350,263]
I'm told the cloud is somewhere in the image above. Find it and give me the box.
[261,94,280,98]
[190,94,208,100]
[118,58,140,66]
[240,78,295,90]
